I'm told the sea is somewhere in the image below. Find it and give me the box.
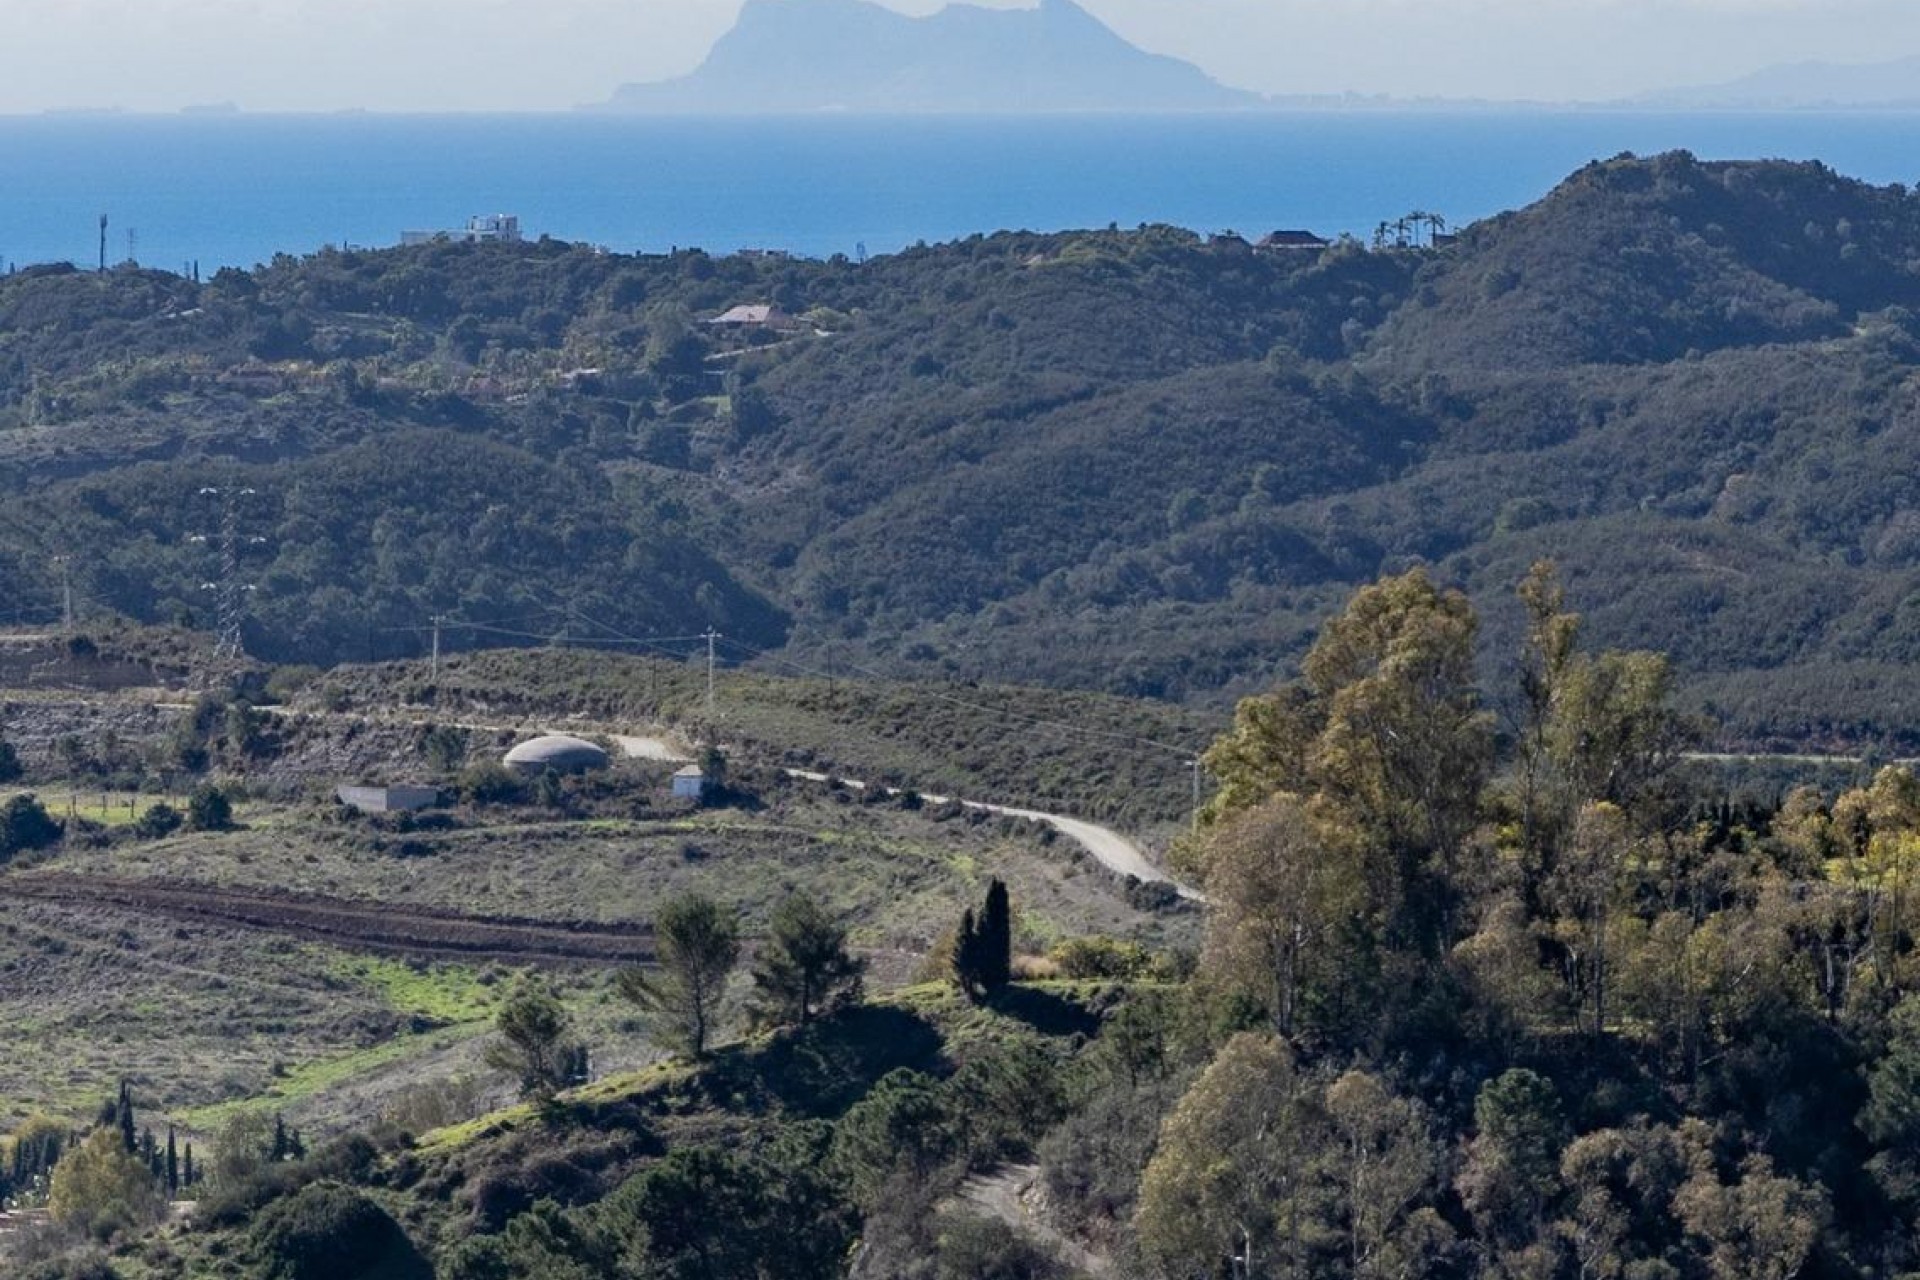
[2,111,1918,272]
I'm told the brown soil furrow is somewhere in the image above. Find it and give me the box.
[3,873,655,966]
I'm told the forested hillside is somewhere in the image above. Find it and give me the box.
[29,566,1920,1280]
[6,150,1920,749]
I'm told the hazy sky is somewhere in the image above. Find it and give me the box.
[8,0,1920,113]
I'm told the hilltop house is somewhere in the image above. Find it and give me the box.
[1255,230,1332,252]
[706,304,798,331]
[401,214,524,247]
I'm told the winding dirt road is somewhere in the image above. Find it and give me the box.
[617,734,1202,900]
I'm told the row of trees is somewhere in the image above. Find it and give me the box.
[486,888,868,1100]
[485,873,1029,1104]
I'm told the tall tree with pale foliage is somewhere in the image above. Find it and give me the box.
[48,1126,164,1239]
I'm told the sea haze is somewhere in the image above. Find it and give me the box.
[3,111,1918,270]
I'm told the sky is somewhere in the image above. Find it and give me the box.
[6,0,1920,113]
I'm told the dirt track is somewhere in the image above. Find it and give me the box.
[3,872,656,966]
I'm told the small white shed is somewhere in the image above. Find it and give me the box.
[336,785,441,815]
[671,766,709,801]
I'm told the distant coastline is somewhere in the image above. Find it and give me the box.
[1,110,1917,273]
[21,98,1920,121]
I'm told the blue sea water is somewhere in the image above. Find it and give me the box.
[1,111,1917,271]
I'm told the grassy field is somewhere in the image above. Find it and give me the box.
[0,895,492,1131]
[0,771,1193,1144]
[35,782,1190,963]
[3,787,195,829]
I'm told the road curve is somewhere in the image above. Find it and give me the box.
[616,735,1202,901]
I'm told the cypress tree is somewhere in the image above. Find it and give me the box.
[271,1114,289,1162]
[183,1142,195,1188]
[980,878,1013,991]
[952,906,983,1001]
[117,1081,137,1154]
[166,1126,179,1194]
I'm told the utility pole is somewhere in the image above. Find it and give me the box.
[53,555,73,633]
[704,627,720,720]
[98,214,107,273]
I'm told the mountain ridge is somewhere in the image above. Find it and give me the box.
[596,0,1259,114]
[1640,54,1920,108]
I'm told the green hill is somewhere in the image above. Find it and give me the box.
[10,153,1920,749]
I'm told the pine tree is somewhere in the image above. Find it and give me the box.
[616,894,740,1058]
[749,890,866,1028]
[484,983,581,1099]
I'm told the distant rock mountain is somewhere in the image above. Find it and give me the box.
[1642,55,1920,108]
[597,0,1259,113]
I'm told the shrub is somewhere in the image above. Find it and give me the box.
[249,1182,429,1280]
[458,763,525,806]
[1048,936,1153,981]
[932,1210,1072,1280]
[132,803,183,840]
[0,738,22,783]
[0,794,62,860]
[186,784,234,832]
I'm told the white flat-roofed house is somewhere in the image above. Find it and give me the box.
[402,214,524,247]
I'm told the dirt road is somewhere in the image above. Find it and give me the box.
[641,731,1201,899]
[5,873,656,966]
[956,1164,1110,1277]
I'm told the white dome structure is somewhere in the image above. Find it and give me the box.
[503,734,610,775]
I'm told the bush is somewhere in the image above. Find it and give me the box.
[186,784,234,832]
[0,738,22,783]
[132,803,183,840]
[0,794,62,860]
[249,1182,429,1280]
[1048,936,1153,981]
[932,1210,1072,1280]
[458,763,526,806]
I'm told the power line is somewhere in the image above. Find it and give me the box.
[715,634,1203,761]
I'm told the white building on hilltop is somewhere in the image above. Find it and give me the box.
[401,214,523,247]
